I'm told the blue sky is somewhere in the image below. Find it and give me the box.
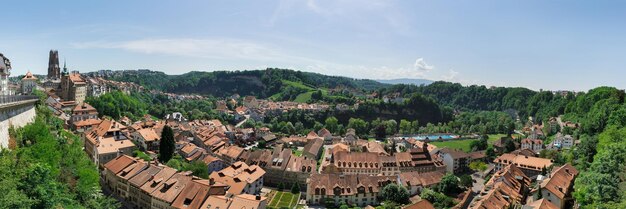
[2,0,626,91]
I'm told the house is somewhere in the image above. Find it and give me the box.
[83,119,135,166]
[243,96,259,108]
[524,198,559,209]
[398,171,445,196]
[494,153,553,177]
[302,138,324,160]
[209,161,265,195]
[132,128,161,151]
[552,134,574,150]
[521,138,544,153]
[70,102,99,129]
[531,164,579,209]
[438,148,471,174]
[217,145,244,165]
[306,174,396,207]
[468,164,530,209]
[203,155,227,175]
[21,71,38,94]
[200,193,267,209]
[171,179,227,209]
[150,172,192,209]
[179,143,206,162]
[129,165,178,209]
[403,200,436,209]
[102,155,147,199]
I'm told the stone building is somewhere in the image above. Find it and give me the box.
[21,71,38,94]
[0,53,12,95]
[59,64,87,103]
[47,50,61,80]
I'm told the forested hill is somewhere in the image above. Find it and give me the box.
[90,68,388,98]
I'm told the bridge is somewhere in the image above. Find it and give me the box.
[0,95,39,148]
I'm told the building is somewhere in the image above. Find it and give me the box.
[468,164,530,209]
[209,161,265,195]
[531,164,579,209]
[71,102,98,122]
[403,200,436,209]
[0,53,12,95]
[102,155,148,199]
[150,172,192,209]
[521,138,544,153]
[203,155,227,175]
[216,145,244,165]
[59,65,87,103]
[47,50,61,80]
[136,166,178,209]
[552,134,574,150]
[83,119,135,165]
[171,179,227,209]
[85,77,108,97]
[200,193,268,209]
[494,153,553,177]
[398,171,445,196]
[306,174,396,207]
[21,71,38,94]
[523,198,559,209]
[438,148,471,174]
[302,137,324,160]
[132,128,161,151]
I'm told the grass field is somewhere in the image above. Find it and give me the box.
[431,134,507,152]
[268,191,300,209]
[294,91,314,103]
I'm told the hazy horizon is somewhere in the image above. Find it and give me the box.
[2,0,626,91]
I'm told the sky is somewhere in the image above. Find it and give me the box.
[1,0,626,91]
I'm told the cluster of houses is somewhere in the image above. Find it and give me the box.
[215,95,332,122]
[103,155,267,209]
[467,162,578,209]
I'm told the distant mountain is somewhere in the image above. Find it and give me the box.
[376,78,433,86]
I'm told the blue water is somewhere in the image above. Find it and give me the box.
[410,134,459,140]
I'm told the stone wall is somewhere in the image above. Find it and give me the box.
[0,102,36,148]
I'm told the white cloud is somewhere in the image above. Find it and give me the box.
[72,38,298,62]
[441,69,458,80]
[413,57,434,71]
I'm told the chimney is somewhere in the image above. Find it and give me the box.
[255,195,261,200]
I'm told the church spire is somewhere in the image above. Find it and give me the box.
[62,59,68,75]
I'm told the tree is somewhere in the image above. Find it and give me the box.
[277,182,285,191]
[325,117,339,134]
[291,182,301,194]
[460,175,473,188]
[504,138,516,153]
[385,120,398,136]
[379,183,409,204]
[436,173,461,195]
[399,119,412,135]
[347,118,369,138]
[258,140,267,149]
[159,125,175,162]
[420,189,455,209]
[485,147,496,159]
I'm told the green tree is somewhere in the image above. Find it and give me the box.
[459,174,473,188]
[436,173,461,195]
[159,125,175,162]
[379,183,409,204]
[420,189,455,209]
[347,118,369,137]
[399,119,412,135]
[291,182,301,194]
[325,117,339,134]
